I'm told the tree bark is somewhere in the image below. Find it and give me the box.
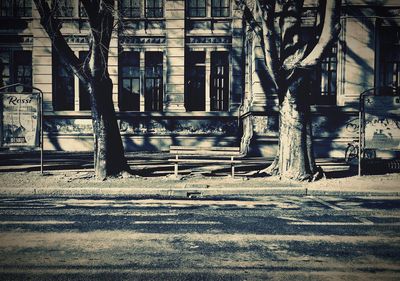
[89,77,129,180]
[278,76,315,180]
[33,0,130,180]
[238,0,340,181]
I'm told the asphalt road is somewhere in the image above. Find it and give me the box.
[0,195,399,280]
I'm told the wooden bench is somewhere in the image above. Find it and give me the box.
[169,146,243,177]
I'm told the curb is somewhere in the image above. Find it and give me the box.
[0,187,399,197]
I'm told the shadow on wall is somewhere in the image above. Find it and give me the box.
[119,115,240,152]
[247,7,391,159]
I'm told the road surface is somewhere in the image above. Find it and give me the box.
[0,195,399,280]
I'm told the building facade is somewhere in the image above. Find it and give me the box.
[0,0,399,157]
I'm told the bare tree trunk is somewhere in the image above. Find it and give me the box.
[276,73,322,181]
[33,0,130,180]
[237,0,340,181]
[89,77,128,180]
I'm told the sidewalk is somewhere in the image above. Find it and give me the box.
[0,151,399,197]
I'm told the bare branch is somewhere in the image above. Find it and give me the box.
[299,0,341,68]
[280,0,305,71]
[86,0,115,79]
[259,0,279,88]
[236,0,279,88]
[80,0,99,23]
[33,0,87,82]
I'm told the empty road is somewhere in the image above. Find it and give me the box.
[0,195,399,280]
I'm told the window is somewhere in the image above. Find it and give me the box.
[210,52,229,111]
[79,51,91,110]
[380,26,400,93]
[119,52,140,111]
[0,0,31,17]
[0,50,32,91]
[302,28,337,105]
[53,51,74,111]
[120,0,141,18]
[185,51,206,111]
[146,0,163,18]
[145,52,163,111]
[211,0,229,17]
[79,0,87,18]
[187,0,206,17]
[310,46,337,105]
[52,0,74,17]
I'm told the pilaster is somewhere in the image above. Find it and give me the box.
[164,0,185,112]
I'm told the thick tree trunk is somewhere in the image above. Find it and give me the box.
[89,77,128,179]
[276,77,319,181]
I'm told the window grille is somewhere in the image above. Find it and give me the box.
[145,52,163,111]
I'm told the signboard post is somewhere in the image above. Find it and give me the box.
[359,87,400,176]
[0,83,44,173]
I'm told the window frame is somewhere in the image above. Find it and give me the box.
[120,0,141,18]
[78,0,88,18]
[301,27,338,106]
[0,49,32,91]
[119,51,141,111]
[145,0,164,18]
[78,51,91,111]
[52,50,75,111]
[185,51,206,111]
[144,51,164,112]
[211,0,230,18]
[311,44,338,105]
[210,51,229,111]
[0,0,32,18]
[187,0,206,18]
[379,25,400,94]
[52,0,74,18]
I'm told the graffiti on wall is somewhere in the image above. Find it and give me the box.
[44,119,93,134]
[119,119,238,135]
[44,118,239,136]
[364,95,400,150]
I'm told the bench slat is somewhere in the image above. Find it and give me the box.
[168,159,242,163]
[170,146,240,152]
[171,150,241,156]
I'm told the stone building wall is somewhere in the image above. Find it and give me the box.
[0,0,399,157]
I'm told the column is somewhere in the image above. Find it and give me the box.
[205,49,211,112]
[164,0,185,112]
[32,4,53,112]
[140,50,145,112]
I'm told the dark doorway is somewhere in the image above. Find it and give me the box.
[185,51,205,111]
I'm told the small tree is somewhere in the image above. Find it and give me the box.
[33,0,129,179]
[238,0,341,181]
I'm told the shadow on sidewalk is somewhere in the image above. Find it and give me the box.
[1,151,398,179]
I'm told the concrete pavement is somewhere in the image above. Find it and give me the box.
[0,151,399,197]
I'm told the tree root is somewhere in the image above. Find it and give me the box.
[310,166,325,182]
